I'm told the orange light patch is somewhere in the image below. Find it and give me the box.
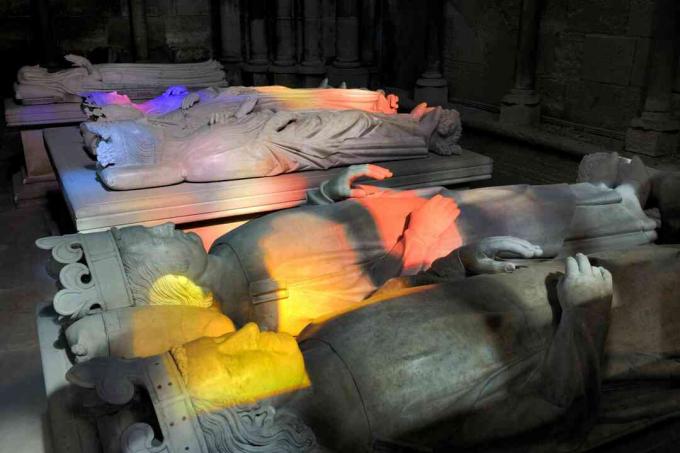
[258,190,462,335]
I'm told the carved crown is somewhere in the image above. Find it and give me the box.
[36,230,134,319]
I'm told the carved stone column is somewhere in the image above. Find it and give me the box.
[219,0,243,84]
[300,0,326,87]
[499,0,543,125]
[129,0,149,61]
[625,0,679,156]
[414,0,448,106]
[271,0,297,86]
[33,0,57,65]
[329,0,369,87]
[244,0,269,85]
[219,0,242,63]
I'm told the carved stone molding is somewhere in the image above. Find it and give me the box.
[36,231,134,319]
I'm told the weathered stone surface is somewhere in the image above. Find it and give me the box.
[0,0,31,17]
[627,0,656,37]
[537,76,566,117]
[146,16,166,49]
[145,0,172,17]
[626,127,680,157]
[175,0,210,16]
[107,15,132,50]
[165,15,212,60]
[630,37,651,87]
[565,80,643,130]
[567,0,630,35]
[54,17,109,54]
[443,0,520,104]
[581,34,636,85]
[551,32,585,82]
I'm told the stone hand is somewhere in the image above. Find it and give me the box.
[64,54,101,80]
[557,253,613,312]
[65,314,109,363]
[182,92,200,110]
[459,236,543,274]
[407,194,461,243]
[208,111,234,125]
[323,164,393,200]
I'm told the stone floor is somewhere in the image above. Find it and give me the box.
[0,205,55,453]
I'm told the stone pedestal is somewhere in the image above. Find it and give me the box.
[300,0,326,87]
[626,113,680,157]
[327,66,369,88]
[414,0,448,106]
[272,0,296,85]
[247,0,270,86]
[414,76,448,107]
[625,0,678,156]
[331,0,369,87]
[500,89,541,126]
[499,0,543,126]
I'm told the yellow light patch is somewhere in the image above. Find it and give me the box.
[149,274,214,308]
[175,323,310,408]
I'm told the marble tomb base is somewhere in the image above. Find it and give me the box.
[44,126,493,236]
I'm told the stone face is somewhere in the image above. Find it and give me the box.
[581,34,636,85]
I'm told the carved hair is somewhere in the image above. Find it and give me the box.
[193,399,319,452]
[112,225,198,306]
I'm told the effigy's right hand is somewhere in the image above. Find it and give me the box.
[407,194,460,242]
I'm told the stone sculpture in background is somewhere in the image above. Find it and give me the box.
[14,54,227,104]
[81,83,400,122]
[81,97,462,190]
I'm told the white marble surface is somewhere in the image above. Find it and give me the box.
[44,126,493,232]
[4,98,86,127]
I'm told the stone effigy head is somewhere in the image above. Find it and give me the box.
[112,224,213,308]
[36,224,215,319]
[82,120,160,166]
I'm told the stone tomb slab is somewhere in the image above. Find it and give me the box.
[44,126,493,233]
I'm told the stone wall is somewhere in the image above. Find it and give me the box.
[536,0,653,131]
[0,0,38,97]
[442,0,677,132]
[443,0,522,106]
[53,0,213,62]
[0,0,214,97]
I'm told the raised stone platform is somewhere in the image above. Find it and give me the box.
[44,126,493,233]
[4,99,87,127]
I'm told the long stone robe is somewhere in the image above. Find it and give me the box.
[92,109,434,190]
[211,183,656,333]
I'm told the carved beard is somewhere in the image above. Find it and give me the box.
[194,400,318,452]
[83,120,159,168]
